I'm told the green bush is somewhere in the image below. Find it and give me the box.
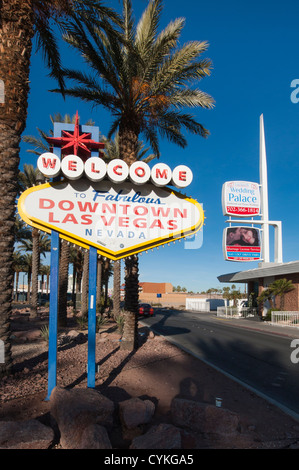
[76,314,88,330]
[114,313,125,334]
[40,325,49,343]
[96,314,108,330]
[263,307,280,322]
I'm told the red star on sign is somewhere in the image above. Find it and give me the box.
[46,111,105,161]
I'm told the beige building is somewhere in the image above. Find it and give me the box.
[138,282,213,308]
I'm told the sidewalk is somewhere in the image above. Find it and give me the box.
[213,314,299,339]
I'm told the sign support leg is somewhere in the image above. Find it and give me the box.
[87,246,98,388]
[45,230,60,401]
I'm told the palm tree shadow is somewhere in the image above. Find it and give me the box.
[149,308,190,336]
[66,345,121,389]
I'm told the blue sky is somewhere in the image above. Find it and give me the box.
[19,0,299,292]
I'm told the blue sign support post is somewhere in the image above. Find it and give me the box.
[87,246,98,388]
[46,230,60,400]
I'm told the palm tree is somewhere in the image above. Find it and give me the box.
[18,164,44,317]
[269,279,295,310]
[0,0,120,376]
[101,133,155,319]
[14,215,32,244]
[113,260,121,319]
[21,253,33,303]
[257,288,275,313]
[39,264,50,296]
[55,0,214,350]
[102,132,156,164]
[18,231,51,307]
[12,251,26,301]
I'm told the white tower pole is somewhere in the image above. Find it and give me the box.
[259,114,270,264]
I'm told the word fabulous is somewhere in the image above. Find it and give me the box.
[37,153,193,189]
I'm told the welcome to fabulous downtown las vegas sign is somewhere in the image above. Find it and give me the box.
[18,113,204,260]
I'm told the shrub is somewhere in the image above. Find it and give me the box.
[96,314,108,330]
[76,314,88,330]
[114,313,125,334]
[40,325,49,343]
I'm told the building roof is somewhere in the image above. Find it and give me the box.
[217,260,299,283]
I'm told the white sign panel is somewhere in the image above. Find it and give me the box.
[18,179,204,260]
[222,181,260,217]
[223,226,262,262]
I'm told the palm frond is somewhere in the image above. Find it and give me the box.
[152,41,211,94]
[135,0,163,59]
[169,88,215,110]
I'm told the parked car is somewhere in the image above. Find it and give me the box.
[138,303,154,316]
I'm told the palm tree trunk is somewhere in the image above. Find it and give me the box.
[119,121,140,350]
[46,273,50,295]
[30,228,40,318]
[121,255,139,350]
[58,239,70,327]
[15,271,20,300]
[119,118,140,166]
[0,1,34,376]
[113,260,121,318]
[27,271,31,303]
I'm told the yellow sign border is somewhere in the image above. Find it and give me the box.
[17,180,204,260]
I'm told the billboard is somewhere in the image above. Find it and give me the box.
[222,181,260,217]
[223,226,262,261]
[18,179,204,261]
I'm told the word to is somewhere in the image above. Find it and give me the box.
[37,153,193,188]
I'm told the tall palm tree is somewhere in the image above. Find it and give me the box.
[113,260,121,318]
[21,253,33,303]
[102,132,156,164]
[18,165,41,317]
[18,232,51,296]
[0,0,120,377]
[54,0,214,350]
[18,164,45,317]
[40,264,51,296]
[14,215,32,244]
[12,251,26,301]
[39,264,50,296]
[101,132,156,319]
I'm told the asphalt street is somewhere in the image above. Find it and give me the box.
[140,309,299,420]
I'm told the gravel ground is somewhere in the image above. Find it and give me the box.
[1,307,299,449]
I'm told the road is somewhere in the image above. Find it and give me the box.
[140,308,299,419]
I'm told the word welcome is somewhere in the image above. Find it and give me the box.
[37,153,193,188]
